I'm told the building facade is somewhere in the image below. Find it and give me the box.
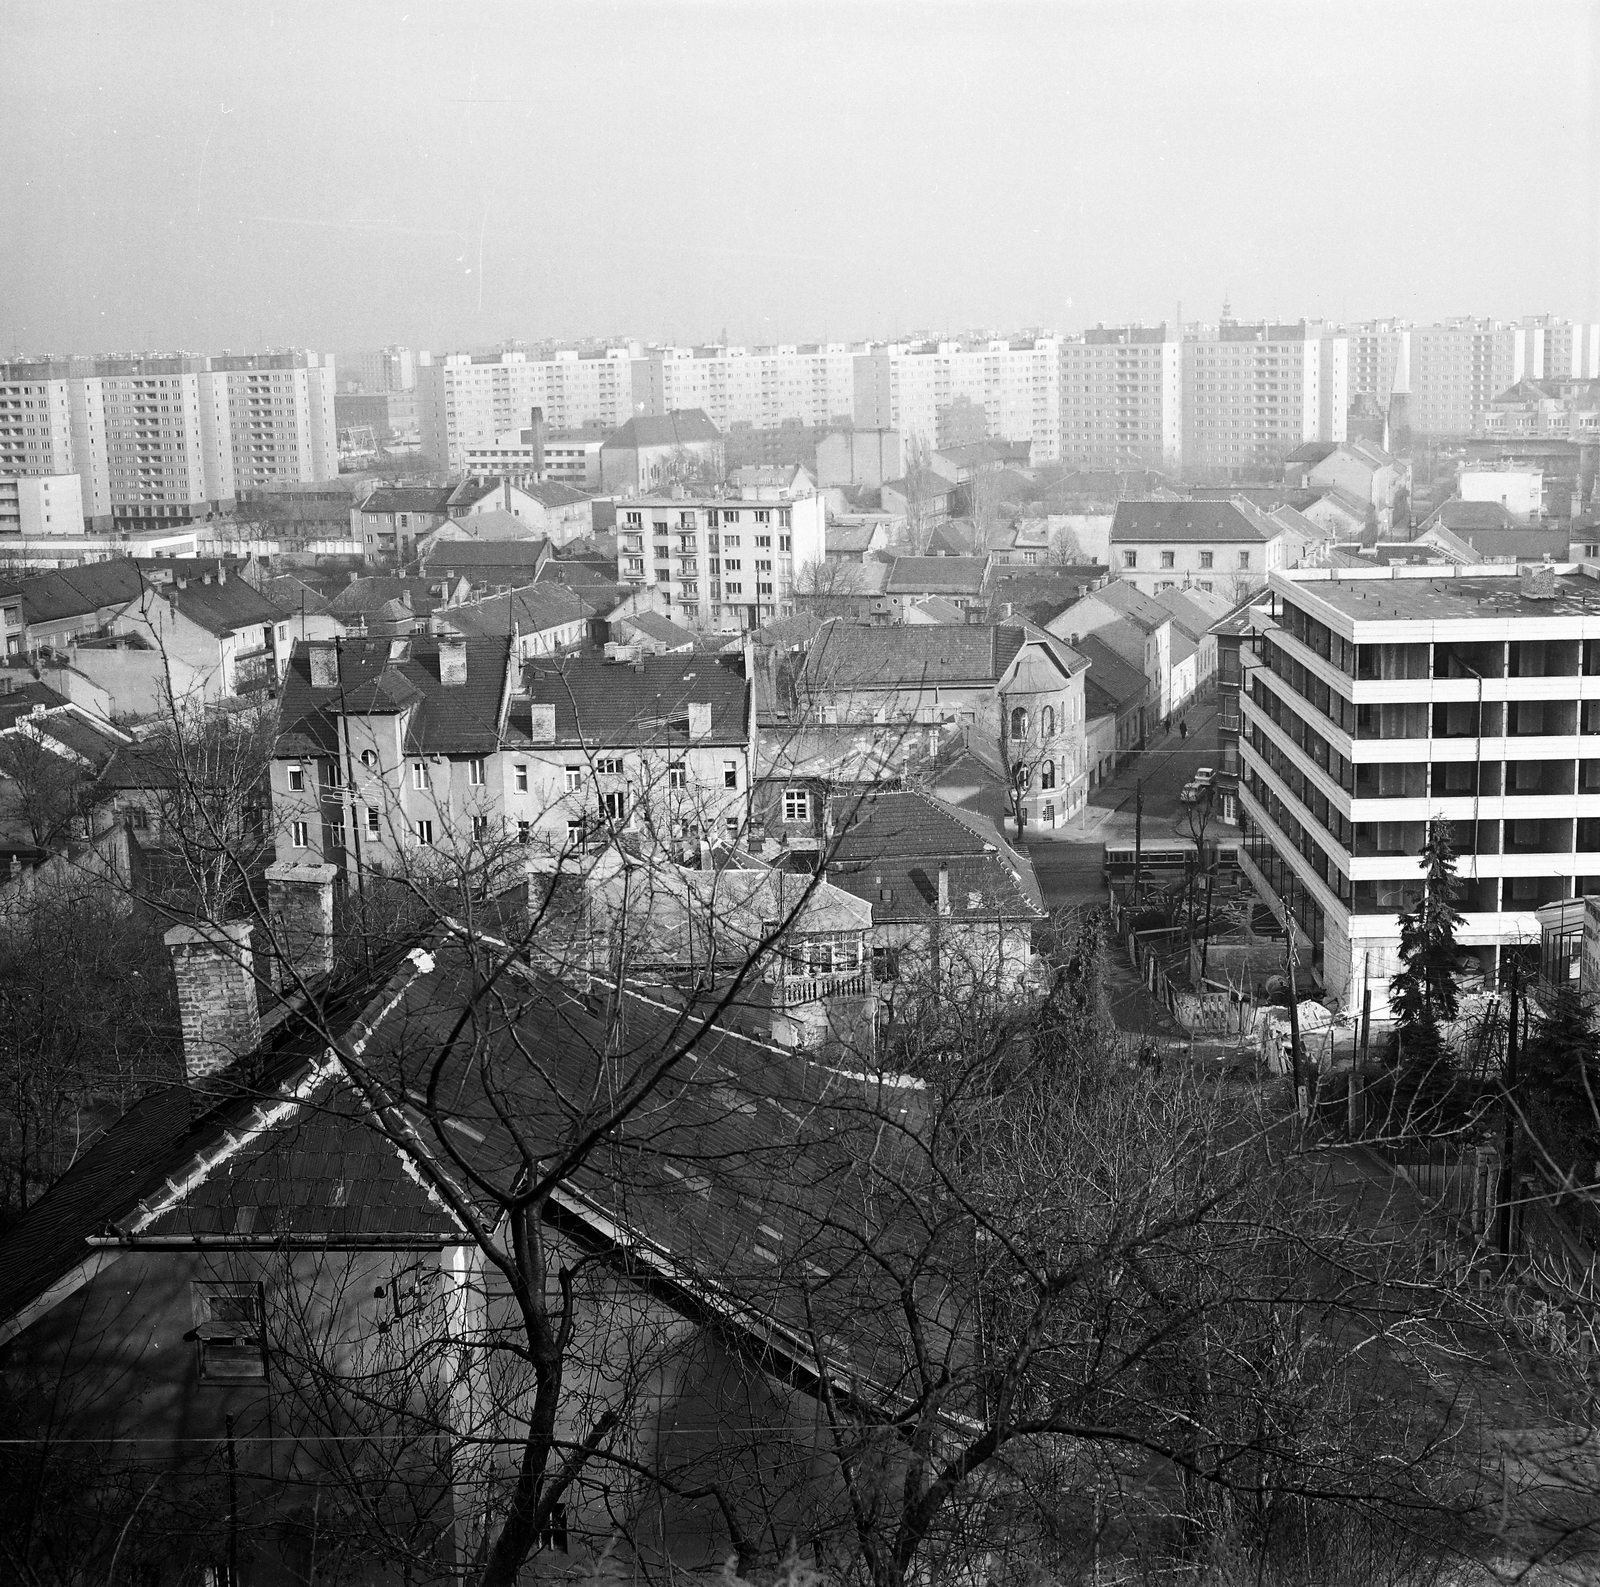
[1059,324,1183,471]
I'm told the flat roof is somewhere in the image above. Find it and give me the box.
[1281,567,1600,626]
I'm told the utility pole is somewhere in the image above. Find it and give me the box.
[1285,930,1305,1123]
[1198,860,1217,983]
[226,1413,239,1587]
[1133,778,1143,902]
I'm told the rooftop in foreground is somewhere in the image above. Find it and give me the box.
[1280,564,1600,624]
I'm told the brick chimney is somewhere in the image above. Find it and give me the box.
[266,861,338,986]
[165,921,261,1087]
[937,863,950,917]
[309,644,340,689]
[438,634,468,686]
[529,406,546,475]
[688,701,712,740]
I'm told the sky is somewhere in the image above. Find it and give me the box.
[2,0,1597,358]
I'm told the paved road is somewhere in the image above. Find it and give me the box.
[1027,702,1223,914]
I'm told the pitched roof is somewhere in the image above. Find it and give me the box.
[1150,585,1231,643]
[513,650,748,748]
[801,623,1025,691]
[437,583,591,641]
[1109,500,1273,544]
[1449,527,1573,560]
[613,611,699,651]
[13,560,148,625]
[357,486,454,515]
[603,409,722,449]
[0,678,70,730]
[260,574,332,617]
[276,634,514,758]
[327,577,457,619]
[421,537,549,573]
[430,508,543,542]
[519,480,593,509]
[905,594,966,624]
[1428,499,1520,532]
[884,556,989,595]
[1285,440,1340,465]
[826,790,1044,923]
[1072,632,1147,710]
[1082,578,1173,632]
[166,573,282,638]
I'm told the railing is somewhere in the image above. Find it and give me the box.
[773,970,871,1007]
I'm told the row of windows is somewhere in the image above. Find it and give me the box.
[1122,548,1250,570]
[288,756,741,799]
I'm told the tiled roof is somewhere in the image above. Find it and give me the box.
[1285,440,1339,465]
[1452,527,1573,560]
[1150,585,1231,644]
[431,509,543,542]
[276,634,515,758]
[801,623,1024,691]
[421,538,549,573]
[1429,500,1520,532]
[615,611,699,650]
[261,574,332,616]
[520,480,593,509]
[906,594,965,624]
[884,556,989,595]
[1071,633,1147,711]
[535,560,618,590]
[14,560,148,625]
[357,486,454,515]
[167,574,282,638]
[438,583,590,641]
[603,409,722,449]
[513,650,748,748]
[1085,578,1173,632]
[826,790,1044,923]
[1110,500,1274,544]
[0,679,69,731]
[327,577,457,619]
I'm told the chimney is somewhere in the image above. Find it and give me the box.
[438,634,468,686]
[266,861,338,986]
[217,565,227,585]
[309,644,340,689]
[527,702,556,742]
[688,701,712,740]
[1520,564,1558,600]
[937,863,950,917]
[165,921,261,1087]
[529,406,546,475]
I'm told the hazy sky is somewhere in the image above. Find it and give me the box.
[3,0,1596,357]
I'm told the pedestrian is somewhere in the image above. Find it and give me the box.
[1179,720,1188,741]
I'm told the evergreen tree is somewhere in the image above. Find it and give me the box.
[1386,821,1467,1133]
[1517,983,1600,1184]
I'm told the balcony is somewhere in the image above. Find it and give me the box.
[772,970,872,1007]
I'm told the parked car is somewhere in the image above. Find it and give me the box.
[1192,766,1215,787]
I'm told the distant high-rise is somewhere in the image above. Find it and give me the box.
[1059,324,1182,471]
[356,345,416,394]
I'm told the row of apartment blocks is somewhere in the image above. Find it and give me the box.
[0,351,339,530]
[417,317,1600,483]
[1232,561,1600,1020]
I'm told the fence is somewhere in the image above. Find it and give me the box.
[1105,889,1248,1036]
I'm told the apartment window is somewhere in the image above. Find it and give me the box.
[468,757,485,787]
[668,760,686,789]
[414,818,434,846]
[517,820,531,844]
[755,534,772,548]
[1160,551,1175,568]
[1122,551,1137,569]
[595,756,623,775]
[192,1283,266,1381]
[1199,551,1214,569]
[471,814,489,840]
[277,624,288,641]
[1199,581,1214,593]
[723,760,739,790]
[291,819,309,848]
[365,806,380,839]
[1237,551,1251,569]
[288,763,305,791]
[514,763,528,793]
[126,805,148,830]
[600,789,626,821]
[564,764,582,792]
[412,761,428,790]
[783,788,810,822]
[566,817,585,843]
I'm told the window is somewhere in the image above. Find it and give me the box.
[291,819,309,848]
[564,764,582,792]
[595,756,623,776]
[517,820,531,844]
[365,806,380,839]
[1041,705,1055,737]
[1199,551,1214,569]
[723,760,738,790]
[414,819,434,845]
[1009,706,1029,739]
[277,624,288,641]
[323,759,343,788]
[192,1283,266,1381]
[412,762,428,790]
[1040,760,1056,790]
[566,817,585,843]
[1238,551,1251,569]
[1160,551,1175,568]
[725,815,739,836]
[288,763,305,791]
[783,788,810,822]
[600,789,626,821]
[360,748,376,770]
[668,760,686,789]
[1122,551,1137,569]
[471,814,489,840]
[466,757,485,787]
[1199,580,1214,592]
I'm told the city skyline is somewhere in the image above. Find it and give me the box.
[2,0,1596,356]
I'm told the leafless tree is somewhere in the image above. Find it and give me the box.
[900,436,936,556]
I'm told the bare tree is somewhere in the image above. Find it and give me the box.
[901,436,936,556]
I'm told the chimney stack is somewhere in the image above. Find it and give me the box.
[438,633,468,686]
[266,861,338,986]
[309,644,340,689]
[937,863,950,917]
[688,701,712,740]
[529,406,546,476]
[165,922,261,1087]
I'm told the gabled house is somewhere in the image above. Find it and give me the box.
[1283,440,1404,530]
[881,555,991,618]
[599,410,725,494]
[433,582,592,663]
[1047,578,1174,726]
[417,535,553,593]
[825,789,1044,997]
[325,575,470,636]
[350,485,456,561]
[1108,499,1285,599]
[1150,584,1231,705]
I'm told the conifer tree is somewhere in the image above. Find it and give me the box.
[1517,982,1600,1183]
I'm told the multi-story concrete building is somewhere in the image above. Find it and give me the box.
[615,484,825,631]
[1237,562,1600,1013]
[1475,377,1600,445]
[1517,316,1600,384]
[1180,321,1347,478]
[210,352,338,491]
[634,344,859,435]
[1059,324,1183,471]
[355,345,416,393]
[0,473,84,537]
[852,338,1062,464]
